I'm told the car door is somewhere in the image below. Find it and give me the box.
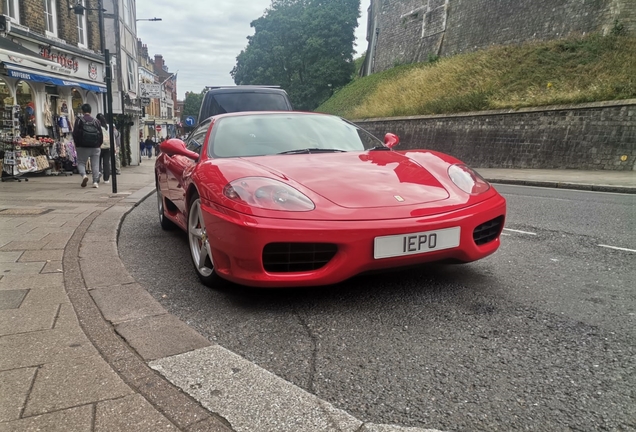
[165,120,210,221]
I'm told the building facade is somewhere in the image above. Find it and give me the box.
[102,0,140,165]
[363,0,636,75]
[0,0,106,140]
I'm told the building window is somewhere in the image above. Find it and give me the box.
[127,55,136,91]
[122,0,133,27]
[77,0,88,47]
[44,0,58,37]
[4,0,19,23]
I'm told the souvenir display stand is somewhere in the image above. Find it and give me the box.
[1,103,78,182]
[1,105,28,182]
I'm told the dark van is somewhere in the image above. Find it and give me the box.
[197,86,293,124]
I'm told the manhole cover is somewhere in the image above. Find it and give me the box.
[0,208,54,216]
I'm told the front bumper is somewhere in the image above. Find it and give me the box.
[200,195,506,288]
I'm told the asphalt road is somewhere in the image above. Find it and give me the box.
[119,185,635,432]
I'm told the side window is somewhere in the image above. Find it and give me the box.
[185,121,210,155]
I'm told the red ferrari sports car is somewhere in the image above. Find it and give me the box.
[156,112,506,288]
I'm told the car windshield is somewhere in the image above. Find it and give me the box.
[209,113,384,158]
[212,93,289,113]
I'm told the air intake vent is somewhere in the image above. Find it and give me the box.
[473,216,504,245]
[263,243,337,273]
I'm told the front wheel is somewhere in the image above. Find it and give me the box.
[188,194,223,287]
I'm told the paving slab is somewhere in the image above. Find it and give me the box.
[0,290,28,310]
[0,273,63,290]
[40,261,63,274]
[0,304,58,336]
[115,313,212,361]
[52,304,83,333]
[89,283,167,324]
[80,256,135,288]
[79,241,118,260]
[0,262,46,275]
[0,367,37,422]
[20,285,68,308]
[0,252,22,263]
[23,355,133,417]
[94,394,179,432]
[150,345,363,432]
[0,328,96,371]
[0,241,45,252]
[0,404,93,431]
[18,250,64,263]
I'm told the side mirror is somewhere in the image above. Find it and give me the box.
[160,139,199,160]
[384,133,400,149]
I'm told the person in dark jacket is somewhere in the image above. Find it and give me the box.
[144,137,154,159]
[72,104,103,188]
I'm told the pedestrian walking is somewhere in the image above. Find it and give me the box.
[96,113,112,184]
[144,136,154,159]
[72,104,103,188]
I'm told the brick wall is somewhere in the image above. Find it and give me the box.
[3,0,102,52]
[355,100,636,171]
[368,0,636,73]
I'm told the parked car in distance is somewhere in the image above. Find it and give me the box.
[156,111,506,288]
[197,86,293,124]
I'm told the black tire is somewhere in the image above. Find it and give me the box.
[187,193,224,287]
[157,186,176,230]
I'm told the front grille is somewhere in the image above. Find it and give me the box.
[473,216,504,245]
[263,243,338,273]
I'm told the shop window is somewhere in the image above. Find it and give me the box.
[77,0,88,47]
[44,0,58,37]
[71,89,83,117]
[4,0,20,23]
[16,81,35,137]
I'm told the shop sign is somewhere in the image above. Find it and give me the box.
[141,97,151,106]
[39,47,79,73]
[5,36,105,83]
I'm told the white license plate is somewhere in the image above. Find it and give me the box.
[374,227,461,259]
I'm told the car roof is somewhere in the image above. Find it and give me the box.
[204,86,287,95]
[209,111,331,120]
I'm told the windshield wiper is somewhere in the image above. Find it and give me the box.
[369,145,391,151]
[277,148,347,155]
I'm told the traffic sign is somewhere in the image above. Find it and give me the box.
[155,125,162,132]
[185,116,196,127]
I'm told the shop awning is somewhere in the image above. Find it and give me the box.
[3,62,107,93]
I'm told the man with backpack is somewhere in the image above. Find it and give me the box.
[72,104,103,188]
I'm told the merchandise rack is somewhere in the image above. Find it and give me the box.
[1,105,26,182]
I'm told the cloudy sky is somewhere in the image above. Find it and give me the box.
[135,0,369,99]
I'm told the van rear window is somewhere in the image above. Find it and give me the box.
[212,93,289,113]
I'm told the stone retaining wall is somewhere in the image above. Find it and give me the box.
[355,100,636,171]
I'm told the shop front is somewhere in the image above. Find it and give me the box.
[0,36,105,179]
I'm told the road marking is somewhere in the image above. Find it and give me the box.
[500,232,511,236]
[598,244,636,253]
[503,228,537,236]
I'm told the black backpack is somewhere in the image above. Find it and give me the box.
[80,117,101,147]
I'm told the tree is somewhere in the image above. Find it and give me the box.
[183,90,205,119]
[231,0,360,111]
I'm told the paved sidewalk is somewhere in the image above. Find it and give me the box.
[0,164,633,432]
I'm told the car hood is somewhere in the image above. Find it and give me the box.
[246,151,450,209]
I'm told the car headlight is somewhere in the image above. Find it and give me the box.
[448,164,491,195]
[223,177,315,212]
